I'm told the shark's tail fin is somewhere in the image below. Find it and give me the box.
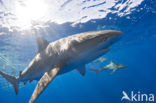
[89,69,100,75]
[0,71,19,94]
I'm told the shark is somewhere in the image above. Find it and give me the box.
[92,57,108,63]
[0,30,122,103]
[89,60,127,75]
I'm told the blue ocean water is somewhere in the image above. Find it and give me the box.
[0,0,156,103]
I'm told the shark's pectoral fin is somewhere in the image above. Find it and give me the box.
[76,66,86,76]
[29,64,65,103]
[111,68,117,74]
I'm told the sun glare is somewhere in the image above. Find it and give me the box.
[15,0,48,29]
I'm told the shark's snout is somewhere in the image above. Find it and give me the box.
[92,30,123,49]
[72,30,123,54]
[111,30,123,36]
[100,30,123,39]
[110,30,123,38]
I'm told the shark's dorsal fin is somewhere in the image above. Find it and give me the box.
[29,63,65,103]
[76,66,86,76]
[36,37,49,52]
[110,60,115,65]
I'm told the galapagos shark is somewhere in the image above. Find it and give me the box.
[92,57,108,63]
[0,30,122,103]
[89,60,127,75]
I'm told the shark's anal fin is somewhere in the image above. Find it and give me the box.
[29,64,65,103]
[76,66,86,76]
[36,37,49,53]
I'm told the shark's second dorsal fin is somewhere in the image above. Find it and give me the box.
[36,37,49,52]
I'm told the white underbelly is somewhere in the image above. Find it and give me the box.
[59,47,109,75]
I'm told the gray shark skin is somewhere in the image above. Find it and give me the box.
[89,60,127,75]
[0,30,123,103]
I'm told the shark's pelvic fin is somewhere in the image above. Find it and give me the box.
[76,66,86,76]
[29,79,33,83]
[24,81,26,85]
[0,71,19,94]
[29,64,65,103]
[36,37,49,52]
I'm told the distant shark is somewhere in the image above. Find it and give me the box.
[89,61,127,74]
[92,57,108,63]
[0,30,122,103]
